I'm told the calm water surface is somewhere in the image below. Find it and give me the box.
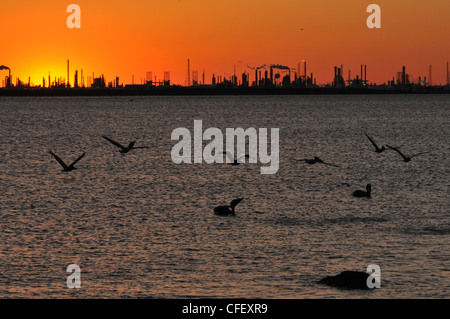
[0,95,448,298]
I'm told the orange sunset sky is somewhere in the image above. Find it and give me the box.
[1,0,449,86]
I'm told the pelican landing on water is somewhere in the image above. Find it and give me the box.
[214,198,244,216]
[102,136,149,154]
[48,150,85,172]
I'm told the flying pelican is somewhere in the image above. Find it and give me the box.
[352,184,371,198]
[296,156,340,167]
[102,136,149,154]
[214,198,243,216]
[386,145,428,162]
[48,150,85,172]
[365,133,386,153]
[223,151,250,166]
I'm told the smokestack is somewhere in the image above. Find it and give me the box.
[255,69,258,86]
[361,65,363,82]
[0,65,10,85]
[402,66,406,85]
[67,59,70,88]
[187,59,190,87]
[364,65,367,85]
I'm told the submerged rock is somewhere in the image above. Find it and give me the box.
[318,271,370,290]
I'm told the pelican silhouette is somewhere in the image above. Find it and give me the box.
[214,198,243,215]
[365,134,385,153]
[48,150,85,172]
[296,156,340,167]
[386,145,428,162]
[353,184,371,198]
[102,136,149,154]
[223,151,250,165]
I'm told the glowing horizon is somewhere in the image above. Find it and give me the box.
[1,0,449,87]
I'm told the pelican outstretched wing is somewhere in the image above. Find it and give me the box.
[410,152,429,159]
[103,136,126,150]
[223,151,235,163]
[236,154,250,163]
[387,145,408,161]
[365,133,381,151]
[321,161,341,168]
[48,150,68,170]
[69,152,86,168]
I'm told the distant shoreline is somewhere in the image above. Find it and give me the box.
[1,86,449,96]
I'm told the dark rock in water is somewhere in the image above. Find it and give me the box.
[318,271,370,290]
